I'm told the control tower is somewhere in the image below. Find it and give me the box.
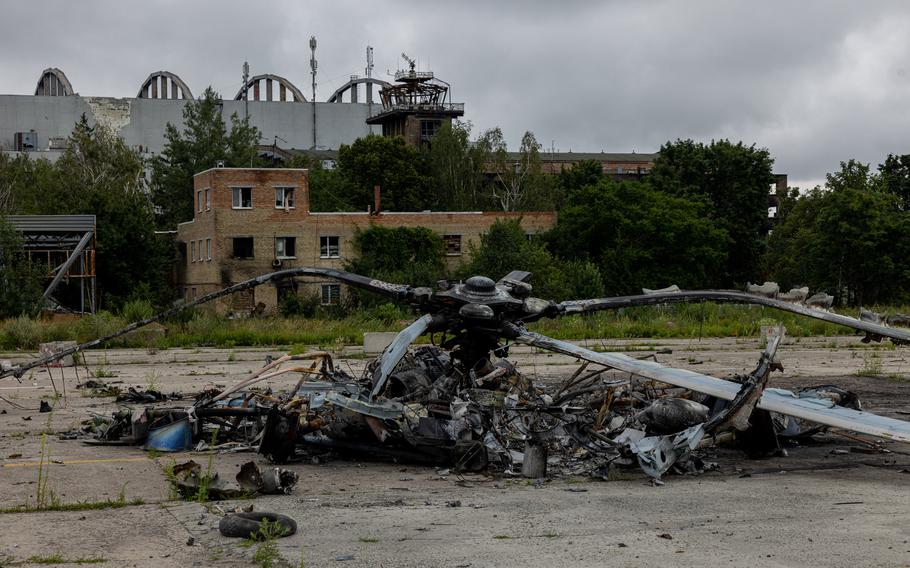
[366,54,464,146]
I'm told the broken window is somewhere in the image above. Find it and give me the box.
[206,238,212,260]
[320,236,340,259]
[275,236,296,259]
[275,187,295,209]
[205,188,211,210]
[232,187,253,209]
[443,234,462,256]
[321,283,340,305]
[232,237,254,259]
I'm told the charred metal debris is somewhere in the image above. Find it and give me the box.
[4,269,910,480]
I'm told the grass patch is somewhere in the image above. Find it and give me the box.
[239,519,289,568]
[493,535,512,540]
[358,536,380,543]
[1,302,904,352]
[857,352,884,377]
[0,497,145,515]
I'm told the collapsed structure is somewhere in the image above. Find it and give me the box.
[4,268,909,481]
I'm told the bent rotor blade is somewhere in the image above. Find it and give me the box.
[369,314,435,400]
[555,290,910,344]
[1,268,411,380]
[510,328,910,443]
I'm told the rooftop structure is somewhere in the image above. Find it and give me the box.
[366,54,464,146]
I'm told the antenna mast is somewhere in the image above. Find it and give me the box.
[309,36,317,149]
[242,61,249,122]
[365,46,374,78]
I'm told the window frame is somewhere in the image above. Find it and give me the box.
[232,236,255,259]
[231,187,253,209]
[190,240,196,262]
[443,234,462,256]
[275,186,296,210]
[319,235,340,259]
[196,190,203,213]
[204,188,211,210]
[206,237,212,260]
[275,236,297,259]
[320,283,341,306]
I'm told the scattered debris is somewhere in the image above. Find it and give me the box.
[3,267,909,484]
[172,460,298,499]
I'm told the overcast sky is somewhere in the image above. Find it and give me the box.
[2,0,909,188]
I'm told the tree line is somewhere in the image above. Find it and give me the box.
[3,85,910,318]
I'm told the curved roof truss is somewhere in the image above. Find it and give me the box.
[327,77,391,103]
[34,68,74,96]
[137,71,193,99]
[234,74,306,102]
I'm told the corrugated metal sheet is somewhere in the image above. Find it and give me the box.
[5,215,95,232]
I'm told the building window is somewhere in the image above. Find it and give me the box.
[206,238,212,260]
[204,188,211,210]
[232,187,253,209]
[320,236,340,259]
[197,190,203,212]
[443,234,462,256]
[420,119,442,141]
[321,284,340,305]
[275,236,296,259]
[191,240,196,262]
[191,287,197,300]
[232,237,254,259]
[275,187,295,209]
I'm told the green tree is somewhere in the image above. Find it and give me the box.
[55,117,174,308]
[877,153,910,211]
[766,160,910,305]
[649,139,775,286]
[283,153,357,212]
[150,87,260,228]
[345,225,446,288]
[0,153,62,215]
[425,120,491,210]
[555,159,602,209]
[482,129,553,211]
[336,135,429,211]
[547,179,728,295]
[0,218,45,317]
[465,219,571,300]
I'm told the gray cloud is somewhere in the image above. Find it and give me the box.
[2,0,909,187]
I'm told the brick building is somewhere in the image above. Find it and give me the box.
[176,168,556,314]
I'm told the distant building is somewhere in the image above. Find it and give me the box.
[176,168,555,314]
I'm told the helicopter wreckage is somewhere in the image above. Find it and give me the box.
[3,268,910,481]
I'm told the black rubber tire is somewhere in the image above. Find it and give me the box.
[218,511,297,538]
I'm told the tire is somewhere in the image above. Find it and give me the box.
[218,511,297,538]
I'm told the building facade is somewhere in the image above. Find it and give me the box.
[176,168,556,314]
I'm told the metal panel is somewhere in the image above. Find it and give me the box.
[5,215,96,233]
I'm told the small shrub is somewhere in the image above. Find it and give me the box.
[121,298,154,323]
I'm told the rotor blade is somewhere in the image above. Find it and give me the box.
[555,290,910,344]
[1,268,411,380]
[509,327,910,443]
[369,314,434,400]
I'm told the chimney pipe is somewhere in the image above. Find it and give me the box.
[373,185,381,215]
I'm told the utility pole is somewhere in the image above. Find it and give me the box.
[309,36,317,149]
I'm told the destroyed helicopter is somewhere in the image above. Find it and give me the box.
[4,268,910,480]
